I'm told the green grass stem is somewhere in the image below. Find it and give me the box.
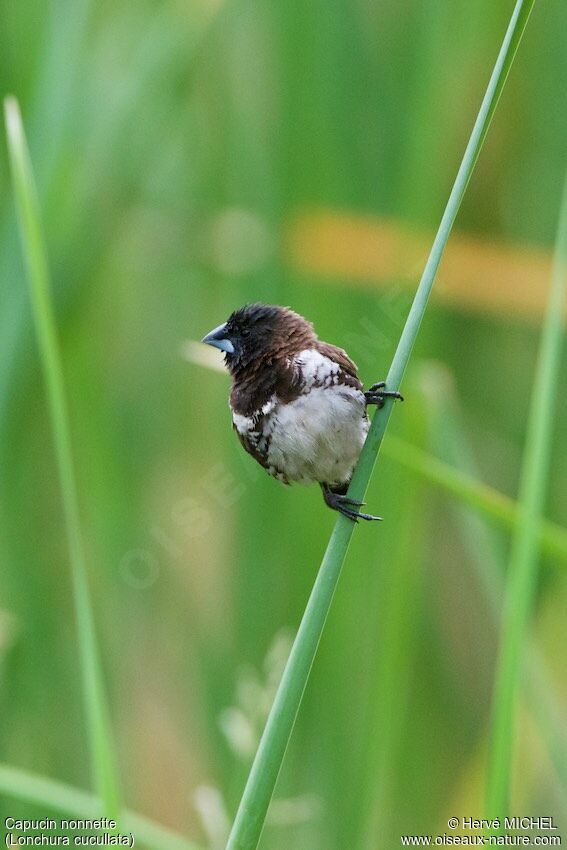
[4,97,121,819]
[421,368,567,802]
[485,171,567,819]
[226,2,535,847]
[382,435,567,564]
[0,763,201,850]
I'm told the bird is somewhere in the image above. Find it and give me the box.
[201,303,403,521]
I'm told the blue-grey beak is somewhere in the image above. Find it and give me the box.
[201,322,235,354]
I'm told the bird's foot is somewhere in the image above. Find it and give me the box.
[364,381,404,409]
[321,485,382,523]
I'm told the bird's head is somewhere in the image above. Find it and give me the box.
[201,303,316,376]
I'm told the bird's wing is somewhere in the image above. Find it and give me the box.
[231,403,290,483]
[315,341,363,390]
[234,423,270,470]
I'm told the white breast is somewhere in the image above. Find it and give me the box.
[231,349,368,487]
[266,384,368,486]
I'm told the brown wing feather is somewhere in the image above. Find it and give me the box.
[234,424,269,470]
[315,341,363,390]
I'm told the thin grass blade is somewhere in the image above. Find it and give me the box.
[485,171,567,820]
[421,365,567,804]
[226,2,536,847]
[3,96,121,819]
[381,435,567,564]
[0,763,201,850]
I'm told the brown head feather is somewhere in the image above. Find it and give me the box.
[214,303,362,415]
[221,304,314,415]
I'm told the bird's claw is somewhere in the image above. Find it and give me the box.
[322,487,382,522]
[337,495,366,507]
[340,506,383,523]
[365,381,404,408]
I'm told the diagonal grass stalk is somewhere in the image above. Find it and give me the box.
[381,435,567,564]
[226,2,535,847]
[422,366,567,802]
[4,97,121,819]
[485,171,567,820]
[0,763,201,850]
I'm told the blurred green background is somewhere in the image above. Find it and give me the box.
[1,0,566,847]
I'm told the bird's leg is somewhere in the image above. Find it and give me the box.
[321,483,382,523]
[364,380,404,409]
